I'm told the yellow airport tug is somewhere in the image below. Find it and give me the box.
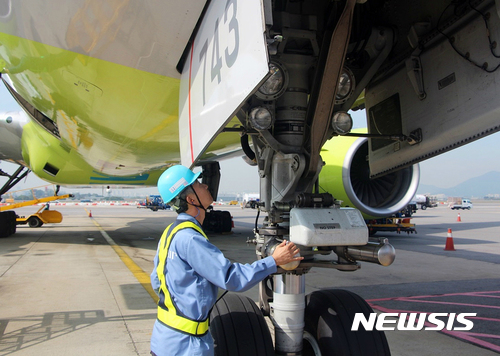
[0,191,73,233]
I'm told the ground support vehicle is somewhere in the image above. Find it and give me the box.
[448,197,473,210]
[366,217,416,236]
[16,205,63,228]
[420,197,438,210]
[144,195,170,211]
[402,204,417,217]
[414,195,438,210]
[0,193,73,236]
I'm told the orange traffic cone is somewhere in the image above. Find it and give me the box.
[444,228,456,251]
[89,210,92,218]
[457,213,461,222]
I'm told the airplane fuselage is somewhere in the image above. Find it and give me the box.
[0,1,242,183]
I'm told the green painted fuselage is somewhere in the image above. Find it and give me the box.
[0,1,241,185]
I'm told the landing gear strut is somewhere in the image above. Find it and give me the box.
[211,0,395,354]
[0,165,30,199]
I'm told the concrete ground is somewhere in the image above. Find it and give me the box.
[0,203,498,355]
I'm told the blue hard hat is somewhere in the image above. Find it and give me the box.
[157,165,201,203]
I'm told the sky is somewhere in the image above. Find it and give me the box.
[1,83,500,195]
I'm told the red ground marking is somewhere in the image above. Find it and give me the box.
[367,291,500,353]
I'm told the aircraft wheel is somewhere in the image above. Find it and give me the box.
[0,211,16,237]
[210,293,274,356]
[8,211,16,235]
[220,211,232,233]
[0,213,6,237]
[28,216,42,228]
[302,330,322,355]
[303,289,391,356]
[203,210,232,233]
[6,211,16,235]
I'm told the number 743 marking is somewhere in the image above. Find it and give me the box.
[198,0,239,106]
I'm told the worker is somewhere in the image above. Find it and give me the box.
[150,165,303,356]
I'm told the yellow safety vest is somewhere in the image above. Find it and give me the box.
[156,220,210,336]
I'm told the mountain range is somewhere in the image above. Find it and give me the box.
[417,171,500,198]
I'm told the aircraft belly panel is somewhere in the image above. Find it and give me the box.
[0,32,243,178]
[0,32,183,175]
[1,1,207,78]
[365,2,500,177]
[20,120,164,185]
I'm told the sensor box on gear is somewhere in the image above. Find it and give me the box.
[290,208,368,247]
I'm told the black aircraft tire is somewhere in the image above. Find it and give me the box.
[210,293,274,356]
[0,212,8,237]
[304,289,391,356]
[221,211,232,233]
[0,211,16,237]
[203,210,232,233]
[6,211,16,235]
[7,211,16,235]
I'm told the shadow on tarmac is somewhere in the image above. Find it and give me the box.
[0,310,156,355]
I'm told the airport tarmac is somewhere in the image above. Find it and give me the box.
[0,203,499,355]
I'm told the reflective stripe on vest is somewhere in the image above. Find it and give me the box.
[156,220,209,336]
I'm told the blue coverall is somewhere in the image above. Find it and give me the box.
[150,213,277,356]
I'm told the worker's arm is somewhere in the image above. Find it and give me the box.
[185,234,277,292]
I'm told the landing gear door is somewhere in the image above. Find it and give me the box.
[179,0,269,167]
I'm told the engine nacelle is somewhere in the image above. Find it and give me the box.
[320,135,419,219]
[0,111,28,163]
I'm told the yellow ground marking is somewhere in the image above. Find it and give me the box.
[85,208,159,303]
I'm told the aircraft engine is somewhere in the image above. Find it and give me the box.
[319,135,419,219]
[0,111,28,163]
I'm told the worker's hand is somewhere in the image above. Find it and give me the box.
[272,240,304,267]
